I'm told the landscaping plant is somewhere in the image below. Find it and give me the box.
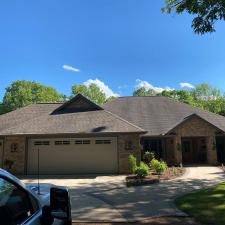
[143,151,155,164]
[150,159,168,175]
[128,154,150,177]
[128,154,137,173]
[134,162,150,178]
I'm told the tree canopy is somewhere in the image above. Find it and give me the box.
[163,0,225,34]
[2,80,64,113]
[133,83,225,116]
[133,87,157,97]
[71,83,112,105]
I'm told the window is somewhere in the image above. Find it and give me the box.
[125,140,133,150]
[95,140,112,144]
[75,140,82,145]
[34,141,50,146]
[183,141,191,153]
[11,143,18,152]
[83,140,90,144]
[0,177,39,225]
[55,140,70,145]
[75,140,90,145]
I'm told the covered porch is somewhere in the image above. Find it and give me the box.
[141,135,217,165]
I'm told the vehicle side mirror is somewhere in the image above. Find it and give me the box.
[50,187,72,225]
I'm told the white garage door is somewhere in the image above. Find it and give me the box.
[27,137,118,175]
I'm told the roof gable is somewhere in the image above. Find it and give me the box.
[52,94,103,114]
[164,113,223,135]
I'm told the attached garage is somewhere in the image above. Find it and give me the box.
[0,94,144,175]
[27,137,118,175]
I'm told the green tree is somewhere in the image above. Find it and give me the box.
[160,90,194,105]
[162,0,225,34]
[133,87,157,96]
[71,83,108,105]
[2,80,64,112]
[191,83,221,101]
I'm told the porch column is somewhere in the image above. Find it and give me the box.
[174,135,182,164]
[207,136,218,164]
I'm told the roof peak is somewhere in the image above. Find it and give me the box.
[52,93,103,114]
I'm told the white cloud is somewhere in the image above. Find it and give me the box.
[84,78,119,98]
[180,82,195,89]
[62,64,80,73]
[136,79,174,93]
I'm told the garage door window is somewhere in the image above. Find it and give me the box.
[34,141,50,146]
[95,140,112,144]
[75,140,90,144]
[55,140,70,145]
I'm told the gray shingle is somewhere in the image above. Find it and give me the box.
[104,96,225,136]
[0,102,145,135]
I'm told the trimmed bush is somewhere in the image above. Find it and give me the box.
[150,159,159,170]
[143,151,155,164]
[150,159,168,175]
[134,162,150,177]
[128,154,137,173]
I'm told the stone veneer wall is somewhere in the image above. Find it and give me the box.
[117,133,142,174]
[171,116,218,164]
[3,136,26,175]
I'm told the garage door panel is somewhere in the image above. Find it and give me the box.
[27,137,118,174]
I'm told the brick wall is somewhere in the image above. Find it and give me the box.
[171,116,218,164]
[3,136,26,174]
[118,133,141,174]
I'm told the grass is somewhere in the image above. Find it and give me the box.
[176,182,225,225]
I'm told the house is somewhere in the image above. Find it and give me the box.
[0,94,225,175]
[0,94,145,175]
[104,96,225,166]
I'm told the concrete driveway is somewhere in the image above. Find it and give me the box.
[22,166,225,222]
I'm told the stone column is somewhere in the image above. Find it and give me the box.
[207,136,218,164]
[3,136,26,175]
[174,135,182,164]
[118,134,141,174]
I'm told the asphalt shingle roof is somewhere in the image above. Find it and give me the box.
[104,96,225,136]
[0,100,145,136]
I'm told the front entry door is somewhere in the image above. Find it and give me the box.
[182,139,193,163]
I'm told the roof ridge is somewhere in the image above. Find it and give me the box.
[104,110,146,132]
[117,96,166,98]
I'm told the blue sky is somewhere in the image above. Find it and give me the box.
[0,0,225,99]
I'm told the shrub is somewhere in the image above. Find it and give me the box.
[151,159,168,175]
[150,159,159,170]
[155,161,168,175]
[128,154,137,174]
[134,162,150,177]
[143,151,155,164]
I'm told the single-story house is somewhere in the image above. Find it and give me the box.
[0,94,225,175]
[104,96,225,166]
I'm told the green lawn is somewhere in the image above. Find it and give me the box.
[176,182,225,225]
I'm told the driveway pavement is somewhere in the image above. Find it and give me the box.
[22,166,225,222]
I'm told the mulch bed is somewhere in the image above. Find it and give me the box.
[126,175,159,187]
[126,167,185,187]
